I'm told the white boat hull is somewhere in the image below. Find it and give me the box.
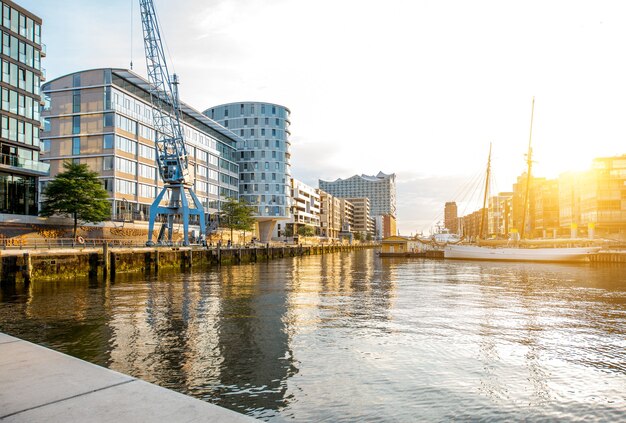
[443,245,601,262]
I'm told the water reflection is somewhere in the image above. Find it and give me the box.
[0,252,625,421]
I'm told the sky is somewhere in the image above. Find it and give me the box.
[22,0,626,234]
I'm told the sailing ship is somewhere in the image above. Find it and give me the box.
[443,98,601,262]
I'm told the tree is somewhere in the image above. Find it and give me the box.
[40,162,110,238]
[297,225,315,237]
[220,197,256,244]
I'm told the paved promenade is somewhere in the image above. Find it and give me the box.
[0,333,255,422]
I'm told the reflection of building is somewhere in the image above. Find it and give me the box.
[205,102,291,242]
[0,1,48,215]
[444,202,458,234]
[40,69,239,221]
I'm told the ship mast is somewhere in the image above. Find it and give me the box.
[520,96,535,240]
[479,142,492,239]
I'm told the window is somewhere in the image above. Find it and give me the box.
[72,116,80,134]
[272,106,276,114]
[103,134,114,149]
[72,137,80,155]
[138,163,155,179]
[115,135,136,154]
[103,156,114,170]
[116,114,137,134]
[115,157,136,174]
[240,104,244,114]
[72,90,80,113]
[224,108,228,117]
[41,139,50,153]
[104,113,114,127]
[73,73,80,87]
[224,119,228,127]
[115,179,136,195]
[138,183,155,198]
[138,143,155,160]
[272,129,276,137]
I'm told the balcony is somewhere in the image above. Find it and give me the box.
[40,43,47,57]
[0,153,50,175]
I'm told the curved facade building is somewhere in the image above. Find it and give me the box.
[204,102,292,241]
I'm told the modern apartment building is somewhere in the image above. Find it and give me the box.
[577,155,626,239]
[286,178,320,236]
[533,178,560,238]
[444,202,458,234]
[487,192,513,237]
[347,197,375,238]
[204,102,291,242]
[319,171,397,218]
[319,189,341,239]
[0,0,47,215]
[40,68,239,223]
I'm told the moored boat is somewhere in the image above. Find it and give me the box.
[443,244,601,262]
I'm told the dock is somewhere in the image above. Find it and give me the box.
[0,243,376,284]
[0,332,255,422]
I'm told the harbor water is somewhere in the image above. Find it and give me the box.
[1,250,625,421]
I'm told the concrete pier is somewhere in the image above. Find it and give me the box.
[0,244,377,284]
[0,333,255,422]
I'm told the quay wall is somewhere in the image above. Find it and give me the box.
[0,244,376,284]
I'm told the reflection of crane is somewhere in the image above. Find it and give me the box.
[139,0,205,246]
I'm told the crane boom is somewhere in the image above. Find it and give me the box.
[139,0,205,246]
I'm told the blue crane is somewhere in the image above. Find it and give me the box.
[139,0,205,246]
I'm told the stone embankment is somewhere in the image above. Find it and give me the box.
[0,244,376,284]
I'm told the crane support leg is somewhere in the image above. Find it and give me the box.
[146,184,206,247]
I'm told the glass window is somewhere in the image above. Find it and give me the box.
[73,73,81,87]
[103,156,114,170]
[72,116,80,134]
[103,134,114,149]
[41,139,50,153]
[72,90,80,113]
[104,113,114,127]
[72,137,80,155]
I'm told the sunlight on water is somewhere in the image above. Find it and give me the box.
[1,251,625,421]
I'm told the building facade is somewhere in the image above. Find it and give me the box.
[286,178,320,237]
[0,0,47,215]
[319,171,397,218]
[347,197,375,238]
[578,155,626,239]
[444,202,458,234]
[319,189,342,239]
[40,68,239,223]
[204,102,291,242]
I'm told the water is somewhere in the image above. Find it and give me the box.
[1,250,625,421]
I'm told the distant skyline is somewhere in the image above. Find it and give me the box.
[22,0,626,234]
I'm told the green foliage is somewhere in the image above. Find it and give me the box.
[40,162,110,237]
[219,197,256,239]
[297,225,315,237]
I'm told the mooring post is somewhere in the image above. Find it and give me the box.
[103,243,109,280]
[22,252,31,283]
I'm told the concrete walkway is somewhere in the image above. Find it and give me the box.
[0,333,255,422]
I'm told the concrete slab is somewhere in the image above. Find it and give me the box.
[0,340,133,418]
[0,335,257,422]
[3,379,252,423]
[0,333,19,344]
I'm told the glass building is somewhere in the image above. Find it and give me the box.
[0,0,48,215]
[204,102,292,241]
[40,68,239,224]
